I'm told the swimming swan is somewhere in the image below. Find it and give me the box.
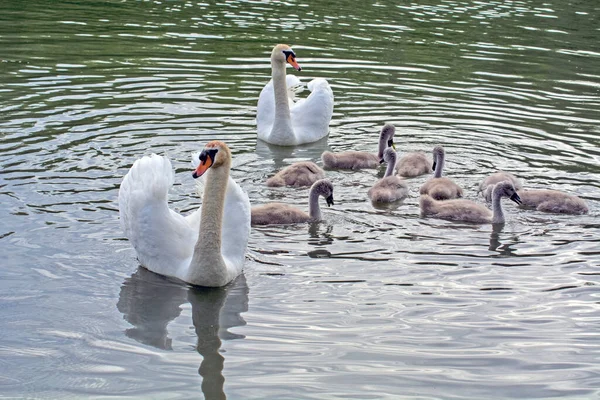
[420,181,522,224]
[256,44,334,146]
[321,123,396,169]
[395,133,432,177]
[480,171,523,202]
[118,141,251,287]
[368,147,409,203]
[419,146,463,200]
[251,179,334,225]
[266,161,326,188]
[517,189,589,214]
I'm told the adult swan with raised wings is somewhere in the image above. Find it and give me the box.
[256,44,334,146]
[118,141,251,287]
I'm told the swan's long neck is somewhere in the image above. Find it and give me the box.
[491,189,506,224]
[268,59,295,145]
[384,154,396,178]
[308,187,322,221]
[188,163,230,286]
[433,151,444,178]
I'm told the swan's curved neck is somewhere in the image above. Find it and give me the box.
[189,163,230,285]
[268,59,295,145]
[433,151,444,178]
[384,155,396,178]
[308,187,322,221]
[491,190,506,224]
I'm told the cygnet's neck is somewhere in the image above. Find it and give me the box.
[269,59,295,145]
[188,163,230,285]
[308,186,323,221]
[491,188,506,224]
[383,153,397,178]
[433,150,445,178]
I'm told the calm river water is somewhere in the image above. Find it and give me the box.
[1,1,599,399]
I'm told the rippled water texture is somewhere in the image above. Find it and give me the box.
[1,0,599,398]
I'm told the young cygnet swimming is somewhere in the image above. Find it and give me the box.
[420,181,522,224]
[321,123,395,169]
[396,151,432,178]
[516,189,589,214]
[368,147,409,203]
[251,179,334,225]
[266,161,326,188]
[480,171,523,202]
[419,146,463,200]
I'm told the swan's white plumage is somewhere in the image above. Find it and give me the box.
[256,45,334,146]
[119,153,250,286]
[257,77,334,145]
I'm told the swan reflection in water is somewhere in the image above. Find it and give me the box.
[117,267,249,399]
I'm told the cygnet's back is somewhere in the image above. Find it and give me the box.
[266,161,325,188]
[420,181,521,224]
[368,147,408,203]
[396,152,432,178]
[321,123,395,169]
[251,179,335,225]
[480,171,522,202]
[518,189,589,214]
[419,146,463,200]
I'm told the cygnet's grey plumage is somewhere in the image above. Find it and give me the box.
[480,171,523,202]
[517,189,589,214]
[266,161,325,188]
[396,151,432,178]
[420,181,522,224]
[321,123,395,169]
[419,146,463,200]
[368,147,408,203]
[251,179,335,225]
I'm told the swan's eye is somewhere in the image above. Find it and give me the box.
[282,50,295,59]
[199,149,218,165]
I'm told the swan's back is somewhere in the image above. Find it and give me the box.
[518,189,589,214]
[480,171,522,201]
[420,177,463,200]
[368,176,408,203]
[396,152,432,177]
[118,154,196,278]
[290,78,334,144]
[251,203,310,225]
[266,161,325,188]
[321,150,379,170]
[220,177,252,269]
[420,195,492,223]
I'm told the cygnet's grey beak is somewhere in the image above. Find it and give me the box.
[510,192,522,205]
[431,161,436,171]
[326,195,334,207]
[379,158,384,164]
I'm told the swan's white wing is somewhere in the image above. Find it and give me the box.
[220,176,251,274]
[256,75,303,141]
[290,78,334,144]
[119,154,195,280]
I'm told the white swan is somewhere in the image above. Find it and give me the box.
[368,147,409,203]
[118,141,251,287]
[256,44,334,146]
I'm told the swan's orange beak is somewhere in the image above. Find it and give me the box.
[287,54,301,71]
[192,149,217,179]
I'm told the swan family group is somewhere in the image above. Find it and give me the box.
[118,44,589,288]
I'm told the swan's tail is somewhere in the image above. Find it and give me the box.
[321,151,336,169]
[419,195,436,215]
[118,154,174,235]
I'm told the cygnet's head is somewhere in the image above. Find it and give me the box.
[378,123,396,161]
[431,145,445,171]
[192,140,231,178]
[271,44,301,71]
[493,181,522,204]
[312,179,334,206]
